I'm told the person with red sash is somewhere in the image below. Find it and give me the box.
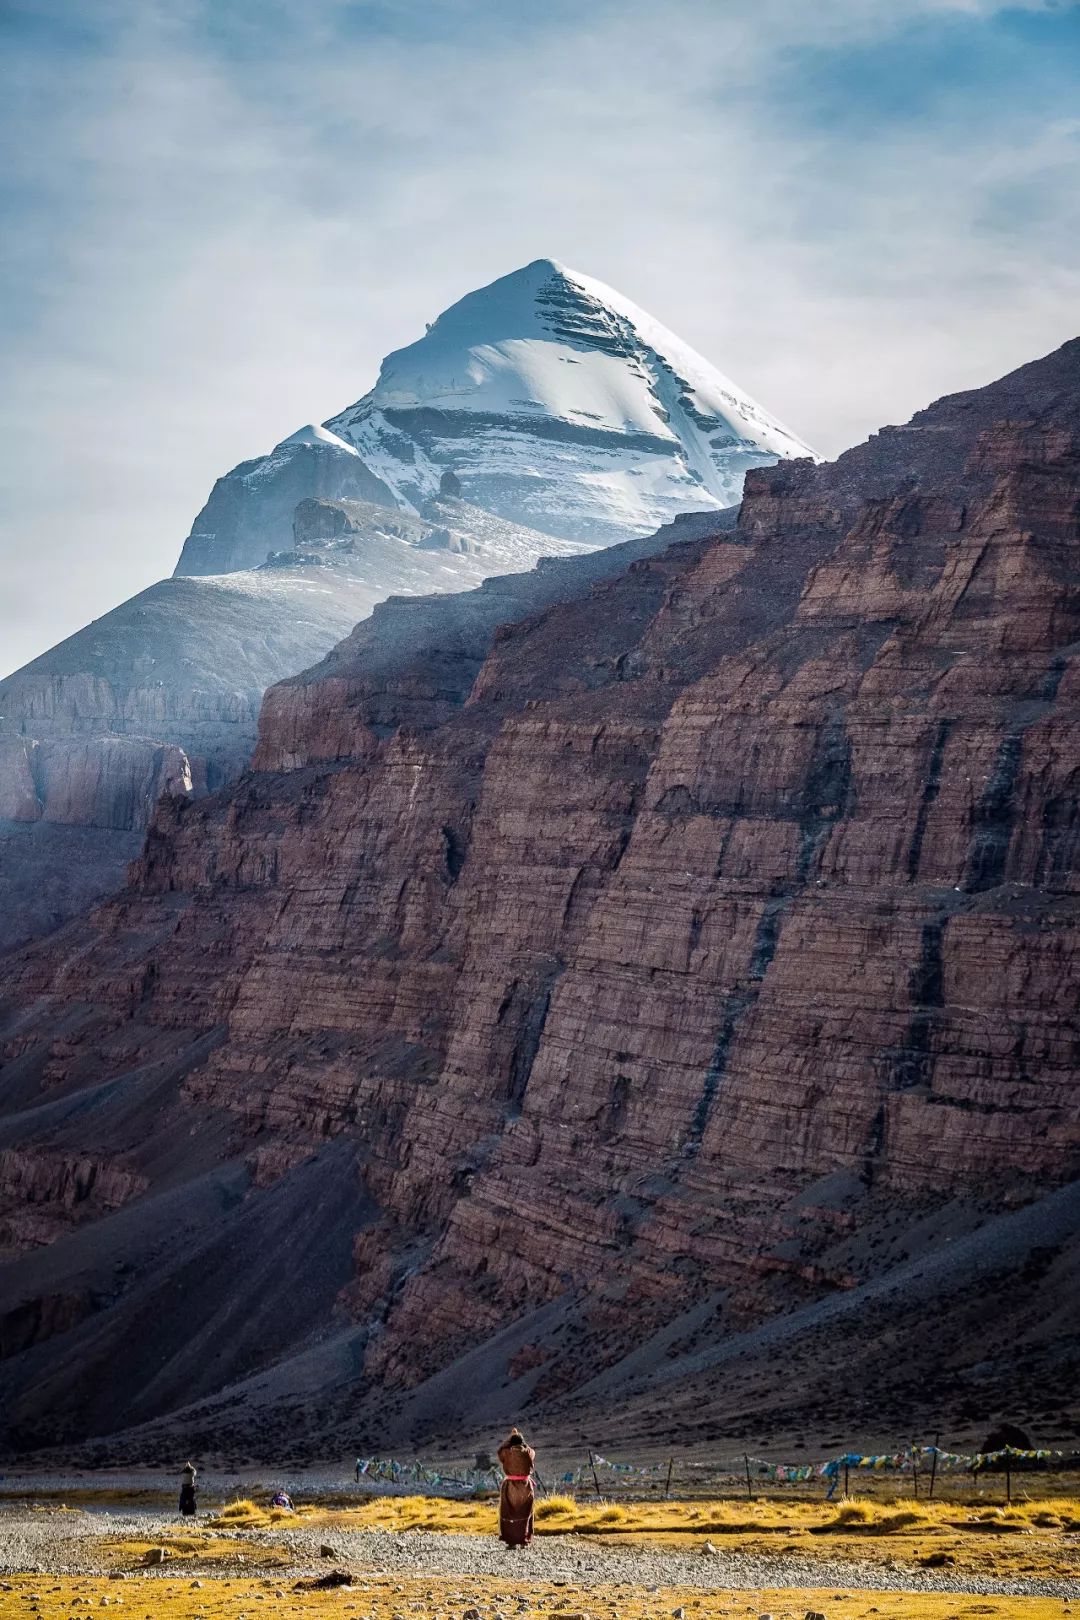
[497,1428,536,1547]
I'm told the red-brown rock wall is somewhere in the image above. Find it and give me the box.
[2,340,1079,1444]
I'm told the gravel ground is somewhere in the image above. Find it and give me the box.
[0,1509,1078,1602]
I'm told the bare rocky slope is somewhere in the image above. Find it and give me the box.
[0,340,1078,1462]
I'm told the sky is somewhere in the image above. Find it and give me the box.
[1,0,1079,676]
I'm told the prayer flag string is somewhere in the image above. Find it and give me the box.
[353,1442,1075,1500]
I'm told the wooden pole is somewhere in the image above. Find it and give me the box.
[588,1452,602,1499]
[665,1457,674,1498]
[1005,1452,1012,1504]
[843,1462,849,1497]
[744,1454,753,1500]
[912,1444,920,1500]
[928,1434,940,1501]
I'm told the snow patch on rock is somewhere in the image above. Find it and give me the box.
[278,423,362,455]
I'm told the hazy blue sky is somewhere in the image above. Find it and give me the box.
[2,0,1079,674]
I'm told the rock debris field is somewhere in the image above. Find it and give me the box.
[0,1511,1078,1602]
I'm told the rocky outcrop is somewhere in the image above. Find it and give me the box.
[174,426,398,576]
[253,508,731,773]
[0,725,194,952]
[0,570,357,947]
[0,1148,147,1257]
[0,339,1078,1457]
[0,735,193,829]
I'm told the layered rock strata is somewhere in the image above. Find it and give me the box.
[0,340,1078,1455]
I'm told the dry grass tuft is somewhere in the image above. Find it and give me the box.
[593,1504,630,1525]
[535,1494,576,1518]
[831,1501,875,1525]
[871,1508,930,1533]
[826,1501,930,1534]
[217,1498,262,1521]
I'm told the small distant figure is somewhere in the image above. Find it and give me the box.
[179,1462,197,1518]
[271,1490,294,1512]
[497,1427,536,1548]
[355,1457,362,1484]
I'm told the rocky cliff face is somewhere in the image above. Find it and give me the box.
[0,340,1078,1459]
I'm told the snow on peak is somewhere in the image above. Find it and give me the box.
[277,423,360,455]
[355,258,810,456]
[322,260,816,543]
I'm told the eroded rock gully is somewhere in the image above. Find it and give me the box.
[1,341,1079,1454]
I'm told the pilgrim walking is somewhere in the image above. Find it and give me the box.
[497,1428,536,1548]
[179,1463,198,1517]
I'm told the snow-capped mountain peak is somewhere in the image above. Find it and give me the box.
[176,259,816,577]
[322,259,815,544]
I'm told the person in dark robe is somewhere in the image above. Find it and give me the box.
[497,1428,536,1548]
[179,1462,198,1517]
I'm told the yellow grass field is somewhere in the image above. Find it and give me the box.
[1,1492,1076,1618]
[199,1491,1080,1584]
[0,1572,1074,1620]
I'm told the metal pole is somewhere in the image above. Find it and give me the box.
[744,1454,753,1500]
[588,1452,602,1499]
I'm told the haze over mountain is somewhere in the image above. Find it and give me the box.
[0,261,811,950]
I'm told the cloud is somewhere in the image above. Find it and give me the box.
[1,0,1078,674]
